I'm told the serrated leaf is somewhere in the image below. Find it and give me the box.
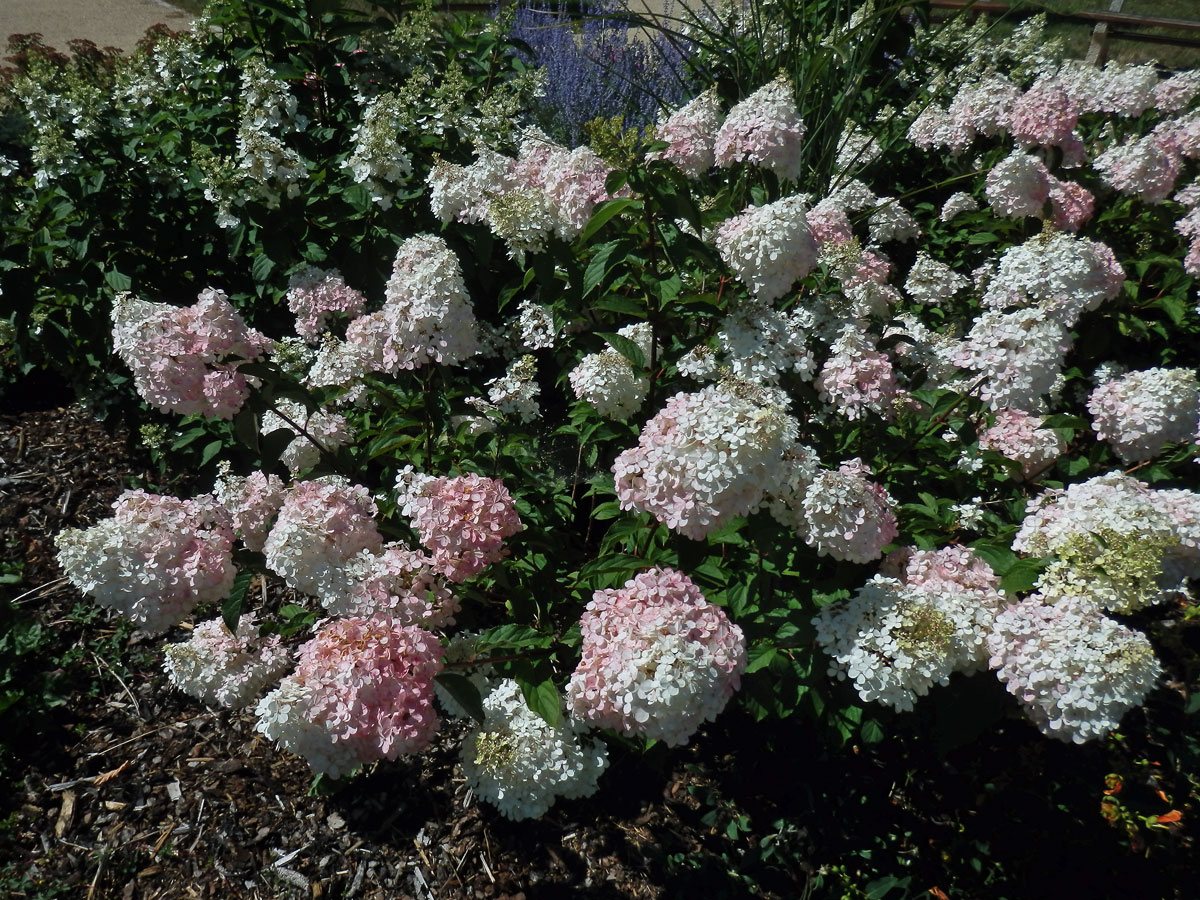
[222,570,254,633]
[517,676,561,727]
[583,239,627,296]
[435,672,485,723]
[596,331,646,369]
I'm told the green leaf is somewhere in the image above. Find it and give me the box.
[583,239,629,296]
[252,253,275,283]
[104,269,131,292]
[999,556,1051,594]
[596,331,646,370]
[517,676,561,728]
[744,644,777,674]
[222,570,254,634]
[577,197,639,244]
[199,440,224,468]
[860,718,885,744]
[435,672,485,723]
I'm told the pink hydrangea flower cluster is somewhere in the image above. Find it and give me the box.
[1008,77,1079,147]
[262,478,383,602]
[112,289,271,420]
[987,596,1160,743]
[713,194,818,302]
[815,327,903,421]
[651,87,722,178]
[255,617,442,776]
[978,408,1066,479]
[212,467,285,553]
[345,234,479,373]
[1093,134,1182,203]
[326,543,460,625]
[55,490,235,633]
[1086,367,1200,463]
[566,568,747,747]
[286,266,367,342]
[714,73,806,181]
[1155,70,1200,113]
[163,614,291,709]
[613,384,799,540]
[404,473,523,583]
[882,545,1004,596]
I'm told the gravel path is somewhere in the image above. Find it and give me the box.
[1,0,191,54]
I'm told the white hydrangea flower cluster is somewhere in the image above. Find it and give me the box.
[515,298,557,350]
[867,197,921,244]
[212,466,285,553]
[255,617,443,777]
[566,568,747,747]
[988,596,1160,743]
[346,92,415,209]
[1058,59,1159,117]
[904,253,969,304]
[427,131,614,260]
[569,348,648,420]
[261,399,355,475]
[254,677,363,778]
[461,679,608,821]
[613,383,799,539]
[232,56,308,211]
[717,302,814,384]
[980,231,1124,327]
[482,355,541,422]
[428,148,516,225]
[770,460,898,564]
[1150,489,1200,583]
[714,73,806,181]
[984,150,1051,219]
[163,614,291,709]
[55,490,236,634]
[1014,472,1183,614]
[346,234,479,373]
[262,479,383,603]
[951,307,1071,411]
[713,195,819,302]
[1086,367,1200,463]
[814,573,1006,711]
[939,191,979,221]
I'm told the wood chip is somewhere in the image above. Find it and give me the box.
[55,789,76,838]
